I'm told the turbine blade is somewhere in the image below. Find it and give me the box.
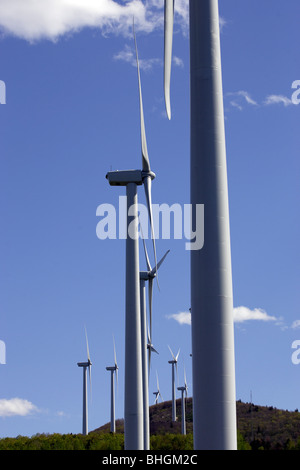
[143,176,159,288]
[113,335,117,368]
[150,249,170,276]
[156,371,163,403]
[148,343,151,375]
[133,20,150,173]
[176,348,180,362]
[164,0,175,120]
[140,221,152,272]
[168,345,175,361]
[151,345,159,355]
[84,326,90,363]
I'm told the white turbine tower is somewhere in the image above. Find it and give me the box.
[106,24,158,450]
[168,346,180,422]
[153,371,163,405]
[140,233,169,450]
[106,337,118,433]
[164,0,237,450]
[177,366,188,435]
[77,327,92,436]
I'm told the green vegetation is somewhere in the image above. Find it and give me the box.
[0,432,124,450]
[0,432,249,451]
[1,399,300,450]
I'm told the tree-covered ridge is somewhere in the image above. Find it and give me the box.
[1,399,300,450]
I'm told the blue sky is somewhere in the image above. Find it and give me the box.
[0,0,299,438]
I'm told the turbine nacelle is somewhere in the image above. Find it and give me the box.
[106,169,156,187]
[153,371,163,404]
[147,342,159,355]
[106,169,143,186]
[140,271,156,281]
[168,346,180,364]
[77,361,92,368]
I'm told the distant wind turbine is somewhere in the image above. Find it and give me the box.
[163,0,237,449]
[106,337,119,433]
[168,346,180,422]
[153,371,163,404]
[140,232,169,450]
[106,23,158,450]
[77,327,92,436]
[177,366,188,435]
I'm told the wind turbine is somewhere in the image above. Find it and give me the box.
[153,371,163,405]
[163,0,237,450]
[168,346,180,422]
[177,366,188,435]
[77,327,92,436]
[106,24,158,450]
[106,337,119,433]
[140,233,169,450]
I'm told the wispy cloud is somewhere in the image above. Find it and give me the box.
[173,56,184,68]
[227,90,297,111]
[0,398,39,417]
[167,306,279,326]
[226,91,258,110]
[113,44,161,71]
[114,45,184,72]
[264,94,294,107]
[291,320,300,329]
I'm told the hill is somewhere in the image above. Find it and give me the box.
[93,398,300,450]
[1,399,300,450]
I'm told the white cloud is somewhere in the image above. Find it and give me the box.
[113,44,161,71]
[229,100,243,111]
[227,91,258,110]
[0,0,225,43]
[233,306,277,323]
[173,56,184,68]
[291,320,300,329]
[55,410,67,417]
[167,311,191,325]
[264,94,293,107]
[226,90,297,112]
[113,46,184,72]
[0,398,39,417]
[168,306,278,326]
[0,0,157,42]
[0,0,192,43]
[219,17,227,33]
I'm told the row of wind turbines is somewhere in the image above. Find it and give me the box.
[77,329,189,444]
[79,0,237,451]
